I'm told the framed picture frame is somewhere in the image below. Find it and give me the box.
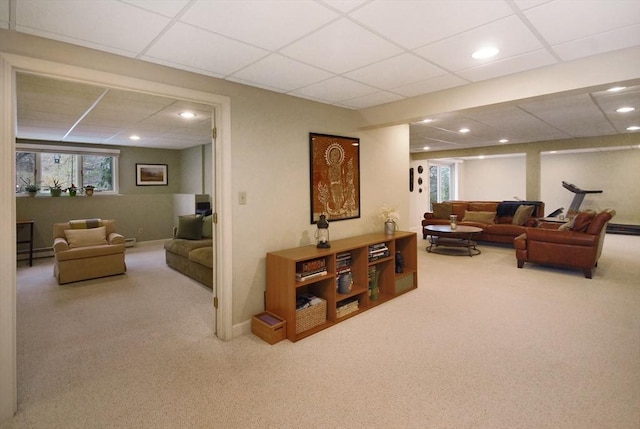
[309,132,360,224]
[136,163,168,186]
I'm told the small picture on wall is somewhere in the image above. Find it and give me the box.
[136,163,168,186]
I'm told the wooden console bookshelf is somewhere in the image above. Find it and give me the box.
[266,231,417,342]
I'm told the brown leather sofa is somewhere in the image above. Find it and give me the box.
[422,201,545,244]
[514,209,615,278]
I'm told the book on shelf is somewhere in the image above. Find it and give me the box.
[336,297,359,317]
[296,258,326,275]
[296,269,328,282]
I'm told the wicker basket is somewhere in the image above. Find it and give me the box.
[295,298,327,334]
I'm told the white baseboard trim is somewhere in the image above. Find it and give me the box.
[232,319,252,338]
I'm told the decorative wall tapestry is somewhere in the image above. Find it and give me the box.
[309,132,360,224]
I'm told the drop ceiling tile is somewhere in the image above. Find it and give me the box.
[180,0,338,51]
[521,94,617,137]
[340,91,405,109]
[351,0,512,50]
[391,74,468,98]
[344,54,446,90]
[15,0,172,55]
[143,22,269,77]
[457,49,557,82]
[524,0,640,45]
[291,76,378,103]
[322,0,368,13]
[415,16,545,72]
[121,0,191,17]
[280,18,402,74]
[230,54,333,92]
[552,24,640,61]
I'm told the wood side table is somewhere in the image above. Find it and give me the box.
[17,220,34,266]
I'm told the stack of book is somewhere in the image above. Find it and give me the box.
[296,258,327,282]
[336,252,352,291]
[368,243,390,262]
[336,297,359,318]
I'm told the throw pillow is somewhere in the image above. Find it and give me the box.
[511,205,535,226]
[176,215,203,240]
[64,226,107,249]
[202,214,213,238]
[461,210,496,224]
[571,211,596,232]
[432,202,453,219]
[557,218,575,231]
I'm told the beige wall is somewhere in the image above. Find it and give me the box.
[459,155,527,201]
[541,149,640,225]
[1,30,411,330]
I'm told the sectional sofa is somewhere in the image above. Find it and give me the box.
[422,200,545,244]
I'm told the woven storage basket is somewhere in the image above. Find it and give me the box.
[295,298,327,334]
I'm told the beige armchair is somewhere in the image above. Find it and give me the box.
[53,219,126,284]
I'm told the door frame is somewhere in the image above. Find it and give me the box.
[0,52,233,421]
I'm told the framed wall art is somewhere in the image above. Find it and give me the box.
[309,132,360,224]
[136,163,168,186]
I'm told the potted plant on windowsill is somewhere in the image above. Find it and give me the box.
[67,183,78,197]
[20,178,40,197]
[84,185,95,196]
[49,178,63,197]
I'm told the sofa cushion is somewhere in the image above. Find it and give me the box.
[55,243,125,261]
[189,247,213,269]
[164,238,212,258]
[202,214,213,238]
[176,215,203,240]
[462,210,496,224]
[485,224,527,236]
[572,210,596,232]
[432,202,453,219]
[512,205,535,226]
[64,226,107,249]
[468,202,499,212]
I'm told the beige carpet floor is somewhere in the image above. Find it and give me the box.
[2,233,639,429]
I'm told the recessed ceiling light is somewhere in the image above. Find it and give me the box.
[499,139,509,143]
[472,46,499,59]
[179,111,196,119]
[459,128,470,133]
[129,135,140,141]
[423,146,431,151]
[607,86,626,92]
[627,126,640,131]
[616,107,635,113]
[549,151,557,154]
[421,119,433,123]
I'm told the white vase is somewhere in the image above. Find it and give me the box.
[384,220,397,235]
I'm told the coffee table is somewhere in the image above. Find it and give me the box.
[425,225,482,256]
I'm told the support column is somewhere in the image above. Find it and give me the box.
[526,149,541,202]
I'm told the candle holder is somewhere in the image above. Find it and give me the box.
[450,214,458,230]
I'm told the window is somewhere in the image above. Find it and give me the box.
[16,144,119,195]
[429,162,455,210]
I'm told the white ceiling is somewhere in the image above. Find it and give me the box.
[2,0,640,151]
